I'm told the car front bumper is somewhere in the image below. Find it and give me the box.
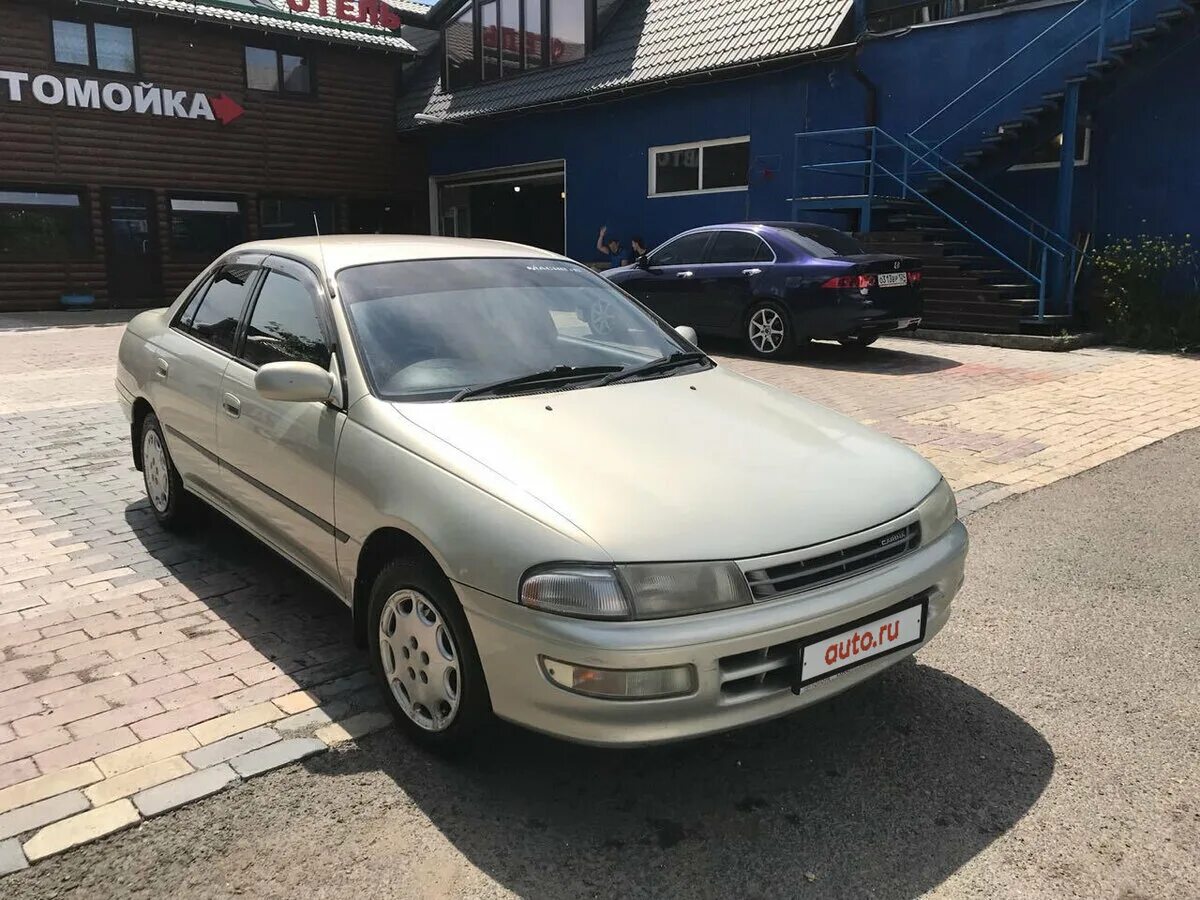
[457,520,968,746]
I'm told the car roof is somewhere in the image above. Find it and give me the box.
[226,234,564,278]
[742,222,842,231]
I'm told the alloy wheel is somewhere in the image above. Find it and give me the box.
[378,589,461,732]
[143,429,171,514]
[749,307,786,354]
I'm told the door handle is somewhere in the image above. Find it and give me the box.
[742,268,763,277]
[221,393,241,418]
[154,358,169,379]
[676,271,694,279]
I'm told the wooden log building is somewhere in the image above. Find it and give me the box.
[0,0,427,311]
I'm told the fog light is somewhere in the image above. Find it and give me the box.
[540,657,696,700]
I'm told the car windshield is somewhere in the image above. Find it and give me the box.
[338,258,694,401]
[775,225,865,258]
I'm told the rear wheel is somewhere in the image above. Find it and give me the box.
[746,302,795,359]
[368,558,491,753]
[140,412,197,530]
[839,335,878,349]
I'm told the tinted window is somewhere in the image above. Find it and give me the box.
[260,197,334,240]
[281,54,311,93]
[94,24,135,73]
[445,2,476,90]
[245,47,280,91]
[185,265,256,353]
[0,189,89,260]
[649,233,711,266]
[170,198,245,257]
[52,21,90,66]
[549,0,586,65]
[654,147,700,194]
[778,226,864,258]
[242,271,330,369]
[708,231,770,264]
[703,141,750,190]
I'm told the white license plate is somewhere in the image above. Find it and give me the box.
[876,272,908,288]
[799,601,925,684]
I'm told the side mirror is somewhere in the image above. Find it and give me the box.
[636,254,650,270]
[254,361,335,403]
[675,325,700,348]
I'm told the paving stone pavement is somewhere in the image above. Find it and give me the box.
[0,315,1198,871]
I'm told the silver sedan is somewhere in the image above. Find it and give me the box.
[116,235,968,749]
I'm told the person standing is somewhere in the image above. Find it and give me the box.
[596,225,628,269]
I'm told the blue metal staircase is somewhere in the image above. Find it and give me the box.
[791,0,1200,333]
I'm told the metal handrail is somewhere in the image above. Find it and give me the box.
[914,0,1143,149]
[901,132,1076,254]
[793,126,1075,317]
[911,0,1096,137]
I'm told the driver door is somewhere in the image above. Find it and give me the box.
[626,231,714,325]
[215,255,345,591]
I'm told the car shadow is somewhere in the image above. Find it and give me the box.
[708,336,963,375]
[121,499,371,706]
[308,659,1053,900]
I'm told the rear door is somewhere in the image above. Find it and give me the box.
[693,230,776,330]
[147,257,263,496]
[621,231,714,325]
[215,255,344,589]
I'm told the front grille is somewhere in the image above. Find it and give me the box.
[718,589,930,704]
[744,522,920,601]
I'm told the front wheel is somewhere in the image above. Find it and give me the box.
[838,335,878,349]
[368,558,491,752]
[745,302,795,359]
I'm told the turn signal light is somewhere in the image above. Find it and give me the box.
[540,657,697,700]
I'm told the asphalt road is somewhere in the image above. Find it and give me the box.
[8,430,1200,900]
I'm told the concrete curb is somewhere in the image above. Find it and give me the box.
[0,699,393,875]
[891,328,1105,352]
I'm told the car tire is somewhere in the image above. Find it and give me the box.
[368,557,491,753]
[838,335,878,349]
[139,412,197,530]
[745,302,795,359]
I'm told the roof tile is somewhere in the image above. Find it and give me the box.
[399,0,852,126]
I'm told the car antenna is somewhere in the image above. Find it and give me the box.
[313,212,336,299]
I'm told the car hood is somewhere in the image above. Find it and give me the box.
[394,366,940,562]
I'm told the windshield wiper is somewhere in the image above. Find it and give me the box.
[598,351,710,386]
[451,365,622,402]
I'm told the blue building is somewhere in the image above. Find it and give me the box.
[392,0,1200,332]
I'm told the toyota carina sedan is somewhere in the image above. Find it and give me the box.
[604,222,923,358]
[116,235,967,750]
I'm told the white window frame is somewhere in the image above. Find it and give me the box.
[1009,127,1091,172]
[648,136,750,198]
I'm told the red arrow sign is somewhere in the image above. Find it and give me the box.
[211,94,245,125]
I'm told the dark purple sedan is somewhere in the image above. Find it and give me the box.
[602,222,922,358]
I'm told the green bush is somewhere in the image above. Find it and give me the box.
[1091,234,1200,351]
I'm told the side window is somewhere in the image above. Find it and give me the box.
[708,231,771,264]
[648,232,711,267]
[241,270,330,369]
[183,264,257,354]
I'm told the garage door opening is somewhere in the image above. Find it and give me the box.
[435,164,565,254]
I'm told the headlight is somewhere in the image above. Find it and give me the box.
[519,562,752,620]
[917,478,957,544]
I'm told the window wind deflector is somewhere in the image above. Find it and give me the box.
[599,352,710,386]
[450,365,622,402]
